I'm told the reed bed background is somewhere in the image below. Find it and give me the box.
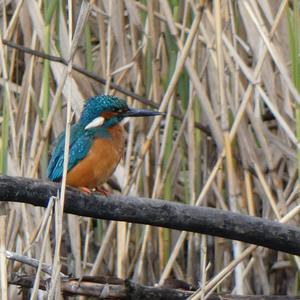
[0,0,300,298]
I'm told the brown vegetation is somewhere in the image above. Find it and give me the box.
[0,0,300,298]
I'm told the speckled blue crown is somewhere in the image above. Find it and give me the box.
[80,95,127,126]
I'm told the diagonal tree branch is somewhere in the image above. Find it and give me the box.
[0,175,300,255]
[1,39,210,135]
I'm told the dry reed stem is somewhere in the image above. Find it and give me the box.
[160,0,290,284]
[48,2,90,297]
[0,216,7,300]
[133,3,204,281]
[30,198,53,300]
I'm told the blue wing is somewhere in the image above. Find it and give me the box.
[47,124,93,181]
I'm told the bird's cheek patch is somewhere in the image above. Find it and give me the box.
[84,116,105,130]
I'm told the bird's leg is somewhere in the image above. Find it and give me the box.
[78,186,92,194]
[77,186,109,195]
[95,186,111,197]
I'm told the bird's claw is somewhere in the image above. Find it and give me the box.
[95,186,111,197]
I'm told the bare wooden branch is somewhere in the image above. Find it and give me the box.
[1,175,300,256]
[8,273,300,299]
[6,251,67,278]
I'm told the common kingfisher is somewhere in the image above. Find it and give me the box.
[47,95,162,190]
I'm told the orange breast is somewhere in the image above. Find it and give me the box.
[66,125,125,188]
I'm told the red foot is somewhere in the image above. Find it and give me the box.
[77,186,111,196]
[95,186,111,197]
[78,186,92,193]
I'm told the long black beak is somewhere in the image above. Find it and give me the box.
[120,108,164,118]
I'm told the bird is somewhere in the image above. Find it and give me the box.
[47,95,162,192]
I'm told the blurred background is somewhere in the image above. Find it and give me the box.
[1,0,300,297]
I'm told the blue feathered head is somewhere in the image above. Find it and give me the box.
[80,95,163,130]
